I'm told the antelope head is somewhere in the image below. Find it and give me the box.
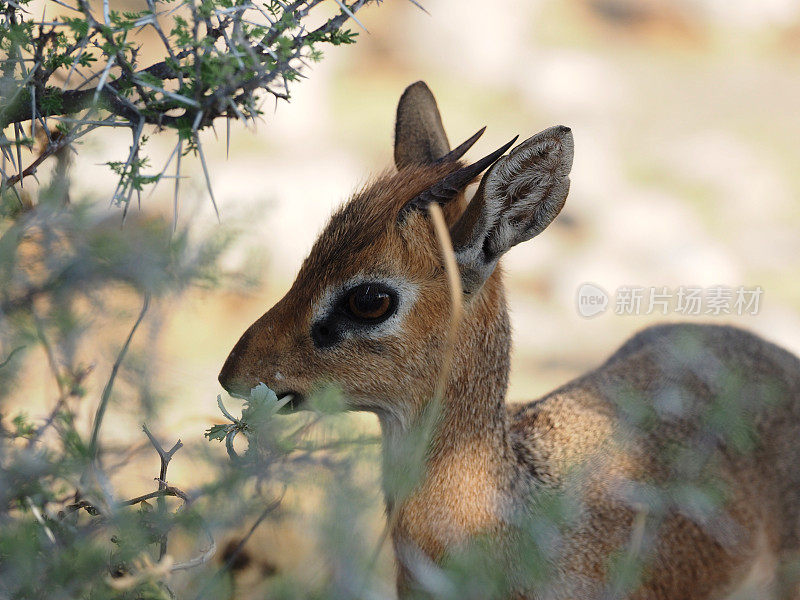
[218,81,574,428]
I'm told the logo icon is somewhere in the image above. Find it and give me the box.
[576,283,609,318]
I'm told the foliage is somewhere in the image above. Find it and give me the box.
[0,0,399,214]
[0,1,785,598]
[0,181,782,599]
[0,0,414,596]
[0,175,381,598]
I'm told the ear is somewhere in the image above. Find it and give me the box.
[449,125,574,293]
[394,81,451,169]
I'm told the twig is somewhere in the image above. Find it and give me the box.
[92,55,115,104]
[132,77,200,107]
[1,0,382,196]
[61,498,101,517]
[3,120,104,188]
[62,483,189,518]
[48,0,81,12]
[31,363,94,445]
[112,116,145,208]
[170,537,216,572]
[226,116,230,159]
[89,292,151,461]
[121,484,188,507]
[32,309,65,397]
[0,345,25,370]
[3,135,69,187]
[222,494,282,569]
[141,423,183,560]
[27,497,57,544]
[194,492,284,599]
[14,124,24,188]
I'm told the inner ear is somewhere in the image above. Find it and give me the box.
[450,125,574,294]
[394,81,451,169]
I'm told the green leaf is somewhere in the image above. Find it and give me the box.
[12,413,35,437]
[204,423,230,442]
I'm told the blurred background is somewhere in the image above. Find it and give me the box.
[7,0,800,593]
[135,0,800,419]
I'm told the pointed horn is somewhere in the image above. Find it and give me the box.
[435,127,487,164]
[398,135,519,221]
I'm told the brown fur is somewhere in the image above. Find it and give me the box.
[219,82,800,599]
[394,81,452,169]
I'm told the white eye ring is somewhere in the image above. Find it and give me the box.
[311,275,418,340]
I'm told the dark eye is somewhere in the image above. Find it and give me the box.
[344,283,396,322]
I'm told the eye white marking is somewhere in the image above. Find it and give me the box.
[274,371,284,381]
[311,274,418,341]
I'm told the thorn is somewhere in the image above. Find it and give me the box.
[14,124,23,189]
[173,139,182,233]
[192,110,203,132]
[30,86,36,143]
[332,0,369,33]
[111,118,144,206]
[405,0,429,14]
[121,186,131,224]
[94,55,116,104]
[1,136,17,170]
[62,39,89,91]
[195,134,220,223]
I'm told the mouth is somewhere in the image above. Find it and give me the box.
[277,391,306,413]
[225,386,306,413]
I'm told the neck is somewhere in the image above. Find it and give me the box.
[379,274,515,561]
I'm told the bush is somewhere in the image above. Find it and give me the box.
[0,1,400,597]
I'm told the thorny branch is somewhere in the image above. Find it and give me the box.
[59,425,216,576]
[61,485,188,517]
[0,0,411,213]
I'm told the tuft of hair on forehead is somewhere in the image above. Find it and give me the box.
[297,161,469,283]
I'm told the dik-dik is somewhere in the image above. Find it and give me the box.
[219,81,800,599]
